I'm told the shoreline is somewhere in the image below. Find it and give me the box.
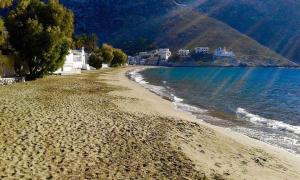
[126,66,300,155]
[1,67,300,179]
[104,66,300,179]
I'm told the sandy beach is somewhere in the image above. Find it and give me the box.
[1,67,300,179]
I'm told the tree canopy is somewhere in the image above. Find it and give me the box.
[87,44,128,68]
[111,49,128,67]
[0,0,12,47]
[5,0,74,79]
[0,19,5,46]
[101,44,114,64]
[0,0,12,8]
[73,33,98,53]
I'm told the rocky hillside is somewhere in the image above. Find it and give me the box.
[2,0,297,66]
[194,0,300,63]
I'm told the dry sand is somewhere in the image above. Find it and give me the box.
[0,67,300,179]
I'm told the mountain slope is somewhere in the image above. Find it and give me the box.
[111,8,292,66]
[193,0,300,63]
[154,9,292,66]
[59,0,294,66]
[2,0,296,66]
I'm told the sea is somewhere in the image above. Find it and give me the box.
[128,67,300,154]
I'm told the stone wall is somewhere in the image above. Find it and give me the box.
[0,77,25,86]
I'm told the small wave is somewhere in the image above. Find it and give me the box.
[236,108,300,135]
[174,102,208,114]
[128,69,148,85]
[171,94,184,103]
[233,126,300,154]
[128,69,207,116]
[128,68,172,99]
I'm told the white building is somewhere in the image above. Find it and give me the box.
[158,49,172,60]
[195,47,209,54]
[139,52,149,57]
[177,49,190,56]
[214,47,235,57]
[54,47,90,75]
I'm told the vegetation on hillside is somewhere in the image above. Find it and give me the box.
[121,38,158,55]
[197,0,300,63]
[57,0,294,66]
[156,9,294,66]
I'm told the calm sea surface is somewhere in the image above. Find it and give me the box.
[129,67,300,154]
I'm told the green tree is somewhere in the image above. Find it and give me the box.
[0,0,12,47]
[5,0,74,79]
[73,33,98,53]
[111,49,128,67]
[88,53,103,69]
[101,44,114,64]
[0,19,5,46]
[0,0,12,8]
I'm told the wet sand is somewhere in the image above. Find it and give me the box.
[0,67,300,179]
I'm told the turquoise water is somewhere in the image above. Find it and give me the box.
[129,67,300,154]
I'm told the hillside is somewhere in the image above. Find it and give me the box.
[58,0,294,66]
[1,0,297,66]
[194,0,300,63]
[153,9,292,66]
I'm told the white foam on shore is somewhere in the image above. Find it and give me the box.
[128,68,172,99]
[128,68,148,85]
[233,126,300,154]
[128,68,300,154]
[128,68,208,117]
[236,108,300,135]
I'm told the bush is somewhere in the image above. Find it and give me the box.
[101,44,114,64]
[89,54,103,69]
[111,49,128,67]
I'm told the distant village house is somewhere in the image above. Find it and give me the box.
[158,49,172,60]
[214,47,235,57]
[129,48,172,65]
[195,47,209,54]
[177,49,190,56]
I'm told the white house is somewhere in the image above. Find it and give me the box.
[214,47,235,57]
[177,49,190,56]
[54,47,90,75]
[195,47,209,54]
[158,49,172,60]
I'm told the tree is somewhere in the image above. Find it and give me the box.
[101,44,114,64]
[5,0,74,79]
[0,0,12,47]
[73,33,98,53]
[0,0,12,8]
[0,19,5,46]
[88,48,103,69]
[111,49,128,67]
